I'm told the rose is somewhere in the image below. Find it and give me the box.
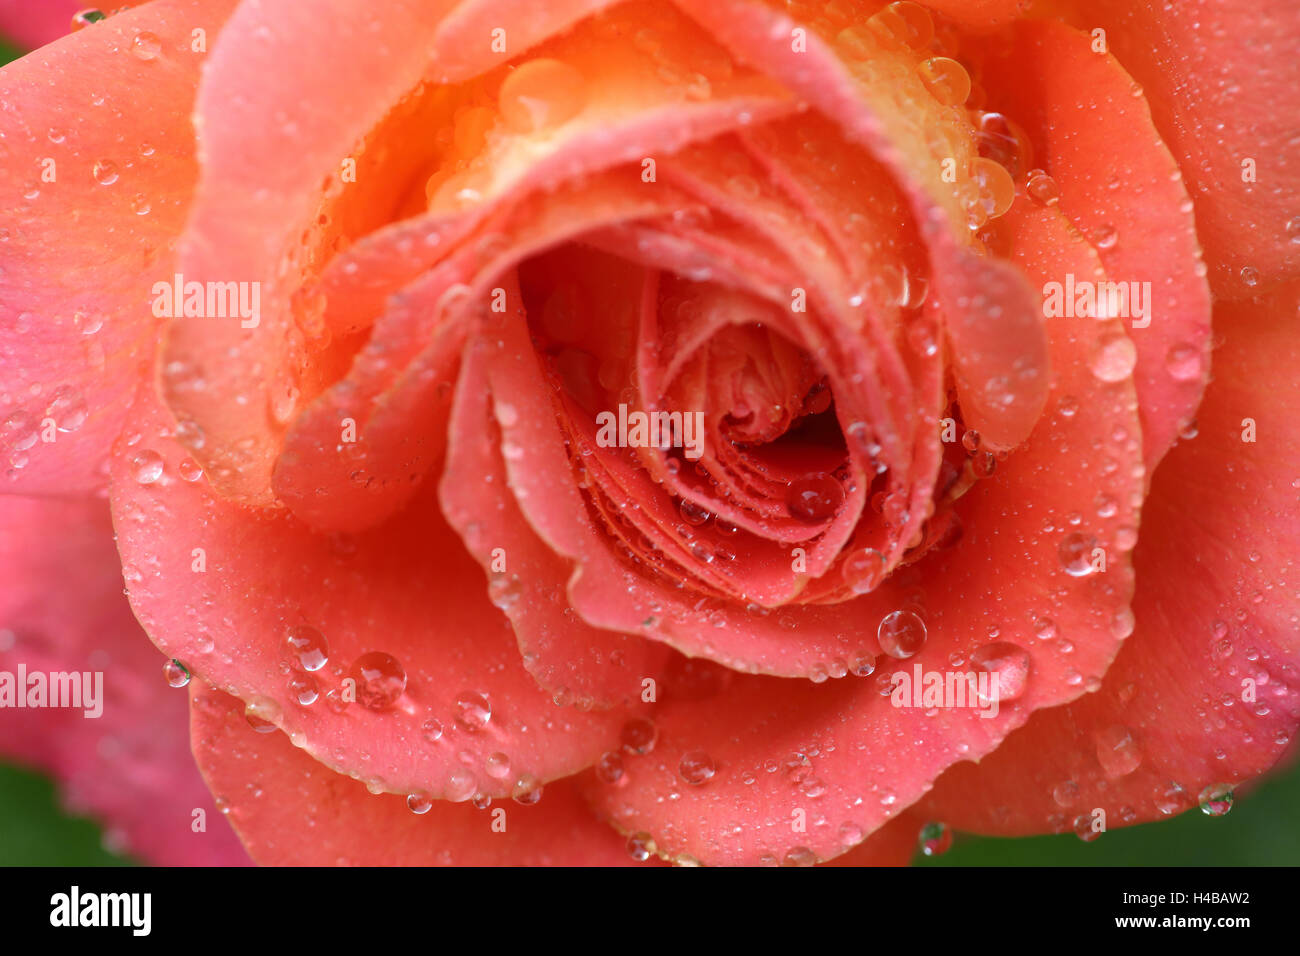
[1,0,1297,867]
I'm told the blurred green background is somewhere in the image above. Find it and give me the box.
[2,22,1296,870]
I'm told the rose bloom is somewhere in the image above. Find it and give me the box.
[0,0,1297,868]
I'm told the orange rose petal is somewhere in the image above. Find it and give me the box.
[1082,0,1300,298]
[165,0,466,505]
[917,283,1300,835]
[190,682,649,865]
[581,192,1144,866]
[670,0,1050,452]
[0,0,238,495]
[110,381,631,799]
[275,172,692,533]
[440,274,673,710]
[977,18,1213,471]
[428,0,620,83]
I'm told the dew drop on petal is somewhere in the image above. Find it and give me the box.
[969,642,1031,702]
[1090,334,1137,382]
[453,691,492,732]
[918,821,952,856]
[679,751,716,786]
[406,793,433,815]
[878,609,927,659]
[1095,725,1143,778]
[785,472,844,523]
[131,450,164,484]
[626,831,656,861]
[1164,342,1204,382]
[842,547,886,594]
[1025,169,1060,206]
[1058,532,1098,577]
[917,56,970,106]
[1198,784,1234,817]
[131,31,161,60]
[163,658,190,688]
[92,159,119,185]
[498,58,586,133]
[285,624,329,671]
[620,716,658,755]
[348,652,406,711]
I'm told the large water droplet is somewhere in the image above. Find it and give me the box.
[878,609,927,659]
[916,56,970,106]
[626,831,656,861]
[285,624,329,671]
[91,159,119,186]
[620,716,658,754]
[498,59,586,133]
[678,751,716,786]
[163,658,190,688]
[842,547,886,595]
[1198,783,1233,817]
[453,691,492,732]
[786,473,844,523]
[1058,532,1098,577]
[969,642,1031,702]
[348,652,406,711]
[1090,334,1137,382]
[131,449,164,484]
[1164,342,1203,382]
[918,821,952,856]
[131,31,161,60]
[1095,725,1143,778]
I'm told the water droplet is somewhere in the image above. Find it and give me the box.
[130,449,164,484]
[1286,216,1300,244]
[1073,814,1101,842]
[869,2,933,50]
[878,609,927,659]
[1058,532,1098,577]
[782,846,818,867]
[422,717,444,742]
[1025,169,1060,206]
[485,752,512,779]
[163,659,190,688]
[1091,224,1118,251]
[1164,342,1203,382]
[511,774,544,805]
[91,159,119,186]
[918,821,952,856]
[131,31,161,60]
[406,793,433,814]
[786,472,844,523]
[621,717,658,755]
[595,750,625,784]
[1198,783,1233,817]
[679,751,716,786]
[1239,266,1259,288]
[289,673,318,706]
[626,831,656,861]
[842,547,886,594]
[969,642,1031,702]
[177,456,204,481]
[971,157,1015,220]
[679,499,711,526]
[1155,782,1186,815]
[285,624,329,671]
[1052,780,1079,807]
[1090,333,1137,382]
[498,59,586,133]
[71,9,107,31]
[1095,725,1142,778]
[917,56,970,106]
[453,691,492,732]
[348,652,407,711]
